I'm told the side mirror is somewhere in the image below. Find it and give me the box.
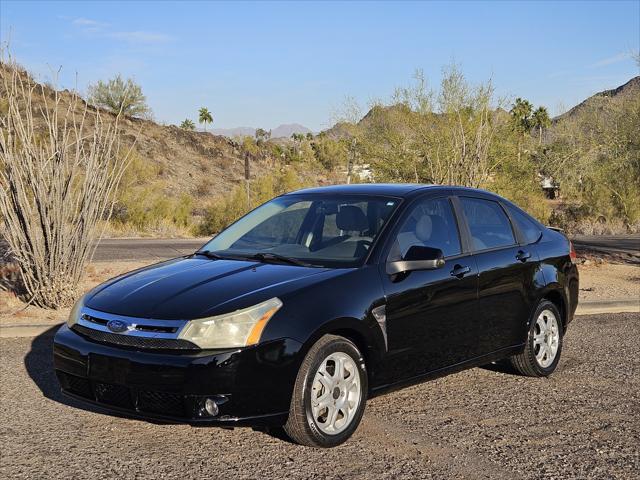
[386,246,445,275]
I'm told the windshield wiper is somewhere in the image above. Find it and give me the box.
[248,252,314,267]
[194,250,227,260]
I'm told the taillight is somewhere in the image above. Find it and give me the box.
[569,240,577,263]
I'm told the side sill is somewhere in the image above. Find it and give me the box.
[369,343,524,397]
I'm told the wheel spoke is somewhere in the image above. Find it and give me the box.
[537,343,547,360]
[317,373,333,392]
[326,404,339,429]
[334,356,345,381]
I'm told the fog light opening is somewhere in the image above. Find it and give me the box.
[204,397,220,417]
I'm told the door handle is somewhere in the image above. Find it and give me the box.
[516,250,531,262]
[450,265,471,278]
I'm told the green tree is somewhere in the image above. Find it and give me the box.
[510,98,534,133]
[532,106,551,144]
[255,128,271,144]
[198,107,213,132]
[87,74,150,118]
[180,119,195,130]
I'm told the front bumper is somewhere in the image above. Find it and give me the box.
[53,324,303,426]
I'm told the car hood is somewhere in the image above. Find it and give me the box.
[85,256,336,320]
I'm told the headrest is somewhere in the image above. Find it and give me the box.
[415,216,433,242]
[336,205,368,232]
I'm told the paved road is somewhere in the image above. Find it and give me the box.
[93,234,639,262]
[90,238,209,262]
[1,313,638,479]
[571,234,639,256]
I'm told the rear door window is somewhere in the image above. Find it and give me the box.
[388,197,461,260]
[460,197,515,251]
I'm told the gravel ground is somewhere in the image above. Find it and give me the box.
[1,313,639,480]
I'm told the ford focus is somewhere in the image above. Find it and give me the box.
[53,184,579,447]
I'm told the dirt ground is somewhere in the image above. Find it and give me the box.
[578,262,639,302]
[1,258,638,327]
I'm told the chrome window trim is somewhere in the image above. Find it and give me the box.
[77,306,188,339]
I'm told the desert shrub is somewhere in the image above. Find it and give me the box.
[0,57,132,308]
[109,153,196,234]
[540,91,640,230]
[87,74,151,118]
[311,136,349,170]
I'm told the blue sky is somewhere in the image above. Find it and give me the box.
[1,1,638,131]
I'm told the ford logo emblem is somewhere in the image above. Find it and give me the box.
[106,319,129,333]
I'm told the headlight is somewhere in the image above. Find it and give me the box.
[178,297,283,349]
[66,294,86,327]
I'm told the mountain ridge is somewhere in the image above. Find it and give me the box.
[211,123,312,139]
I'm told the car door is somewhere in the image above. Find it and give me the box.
[456,196,539,355]
[377,194,479,385]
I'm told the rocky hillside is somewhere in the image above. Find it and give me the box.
[554,76,640,122]
[0,63,318,201]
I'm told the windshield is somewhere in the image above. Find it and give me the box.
[200,195,400,268]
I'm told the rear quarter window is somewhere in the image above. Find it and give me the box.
[507,206,542,245]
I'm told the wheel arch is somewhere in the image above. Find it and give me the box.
[540,288,568,332]
[299,317,384,388]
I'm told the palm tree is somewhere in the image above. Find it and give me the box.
[180,119,195,130]
[510,98,533,134]
[532,106,551,145]
[510,98,533,162]
[198,107,213,132]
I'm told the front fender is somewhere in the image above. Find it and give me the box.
[263,265,387,382]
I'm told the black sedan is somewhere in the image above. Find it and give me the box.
[54,184,579,447]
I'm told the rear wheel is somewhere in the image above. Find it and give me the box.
[510,300,563,377]
[284,334,367,447]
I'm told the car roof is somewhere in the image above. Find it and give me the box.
[286,183,435,197]
[286,183,500,199]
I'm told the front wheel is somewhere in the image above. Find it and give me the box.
[510,300,563,377]
[284,334,368,447]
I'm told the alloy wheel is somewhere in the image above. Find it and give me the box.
[310,352,362,435]
[533,309,560,368]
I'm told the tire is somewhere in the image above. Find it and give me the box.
[284,334,368,448]
[510,300,563,377]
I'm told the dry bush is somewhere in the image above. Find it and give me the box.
[0,56,134,308]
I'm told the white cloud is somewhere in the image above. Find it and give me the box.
[72,17,109,28]
[590,52,632,68]
[67,17,173,45]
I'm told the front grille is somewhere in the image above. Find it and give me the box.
[56,371,197,419]
[81,314,179,334]
[57,371,93,398]
[138,390,185,416]
[94,382,134,409]
[71,324,200,351]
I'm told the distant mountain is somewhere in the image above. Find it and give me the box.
[210,126,256,137]
[211,123,312,139]
[271,123,312,138]
[554,76,640,122]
